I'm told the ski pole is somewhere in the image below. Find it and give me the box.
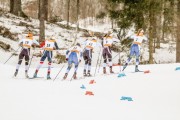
[94,48,101,76]
[53,64,65,81]
[4,46,21,64]
[28,47,36,71]
[97,53,103,73]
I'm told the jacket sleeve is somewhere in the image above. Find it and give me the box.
[66,50,70,58]
[33,40,40,46]
[54,42,59,50]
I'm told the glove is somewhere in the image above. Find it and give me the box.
[66,58,68,61]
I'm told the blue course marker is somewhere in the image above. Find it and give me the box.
[80,84,86,89]
[118,73,126,77]
[175,67,180,71]
[120,96,133,101]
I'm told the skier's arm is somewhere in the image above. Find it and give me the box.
[54,42,59,50]
[32,39,40,47]
[18,39,23,47]
[142,36,148,44]
[66,50,70,59]
[79,50,83,62]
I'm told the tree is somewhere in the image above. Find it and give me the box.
[39,0,47,42]
[38,0,48,21]
[10,0,26,17]
[76,0,80,31]
[67,0,71,27]
[176,0,180,62]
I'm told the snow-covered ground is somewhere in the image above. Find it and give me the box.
[0,63,180,120]
[0,11,179,120]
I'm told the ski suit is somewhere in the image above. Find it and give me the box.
[35,39,59,76]
[65,45,83,74]
[126,34,148,65]
[102,36,119,68]
[15,37,39,73]
[82,38,102,74]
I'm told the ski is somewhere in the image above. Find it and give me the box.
[131,70,150,73]
[28,76,44,79]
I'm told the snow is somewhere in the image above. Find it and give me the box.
[0,63,180,120]
[0,11,179,120]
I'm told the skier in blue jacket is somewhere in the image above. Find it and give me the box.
[122,28,148,72]
[63,43,83,79]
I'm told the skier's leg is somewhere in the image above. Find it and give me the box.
[83,50,88,75]
[135,46,140,72]
[47,51,52,79]
[102,48,108,74]
[87,50,92,76]
[24,50,30,78]
[34,50,47,77]
[14,50,24,77]
[122,45,135,71]
[107,48,113,73]
[63,53,73,79]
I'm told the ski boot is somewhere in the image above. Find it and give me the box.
[87,70,92,77]
[110,66,114,73]
[83,69,87,76]
[135,65,140,72]
[73,72,77,79]
[33,71,38,78]
[47,73,51,80]
[14,70,18,77]
[63,73,68,80]
[122,63,128,71]
[103,67,106,74]
[25,71,29,78]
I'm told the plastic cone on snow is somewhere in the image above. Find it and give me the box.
[118,73,126,77]
[85,91,94,96]
[175,67,180,71]
[80,84,86,89]
[120,96,133,101]
[144,70,150,74]
[89,80,96,84]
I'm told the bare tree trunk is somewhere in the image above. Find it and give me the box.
[10,0,26,17]
[39,0,46,42]
[148,1,155,64]
[38,0,40,19]
[76,0,80,31]
[44,0,48,21]
[176,0,180,62]
[67,0,70,27]
[10,0,14,13]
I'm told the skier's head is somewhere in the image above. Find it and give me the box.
[76,43,81,47]
[104,30,112,37]
[88,30,94,37]
[50,36,55,40]
[137,28,144,36]
[26,32,33,40]
[91,37,97,42]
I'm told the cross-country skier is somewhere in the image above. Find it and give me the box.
[102,31,119,74]
[63,43,83,79]
[33,36,59,79]
[122,28,148,72]
[14,33,39,78]
[82,37,102,76]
